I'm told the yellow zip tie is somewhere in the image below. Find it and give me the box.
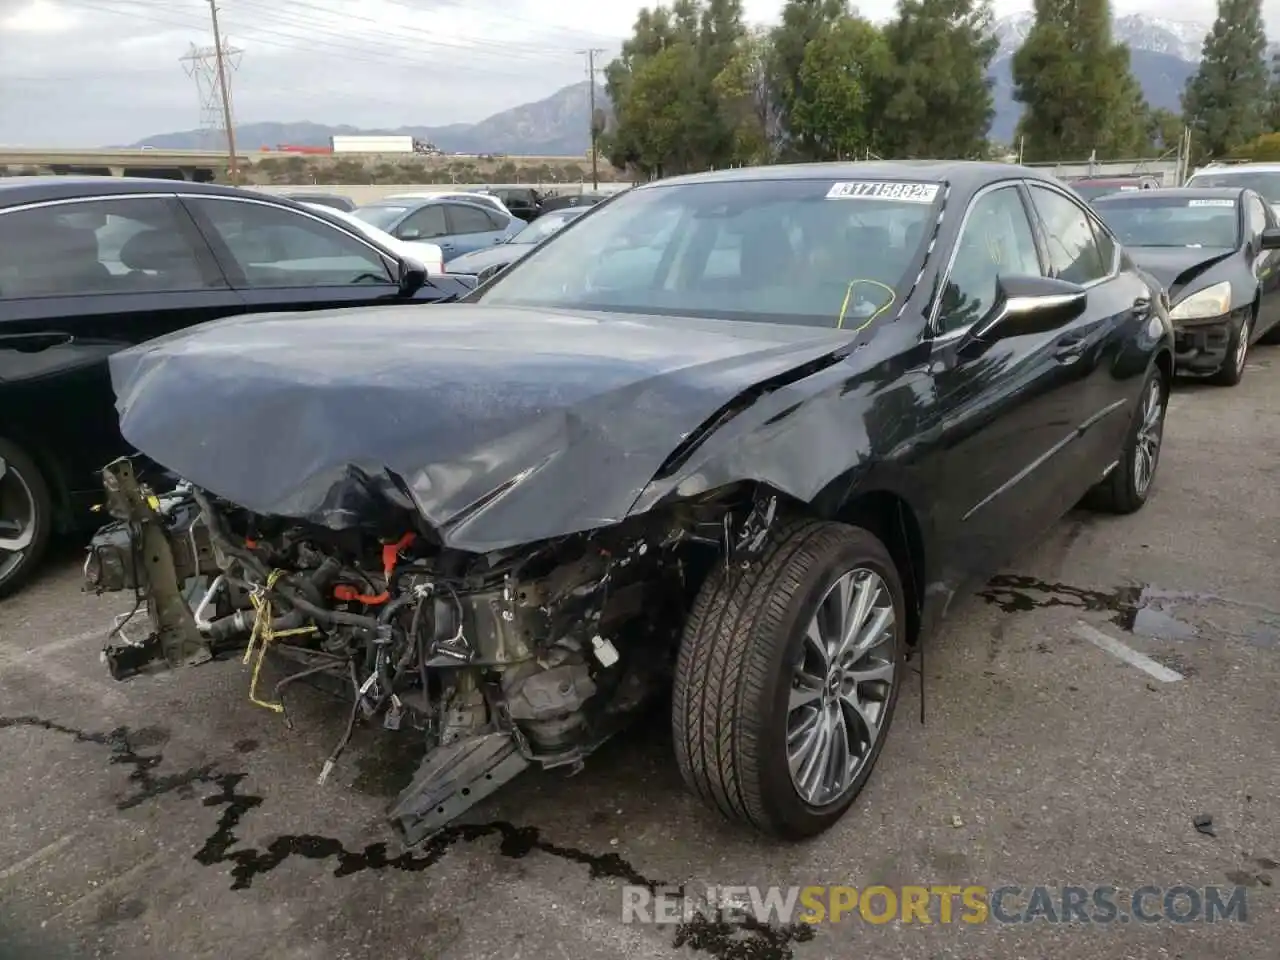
[242,569,317,713]
[836,278,897,333]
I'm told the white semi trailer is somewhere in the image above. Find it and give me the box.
[330,135,424,154]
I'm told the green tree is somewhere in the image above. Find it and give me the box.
[712,26,779,164]
[1269,53,1280,130]
[879,0,999,159]
[1011,0,1149,161]
[601,0,747,176]
[1182,0,1270,159]
[768,0,850,156]
[789,16,892,160]
[1144,107,1184,152]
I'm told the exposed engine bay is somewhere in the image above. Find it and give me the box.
[84,457,777,845]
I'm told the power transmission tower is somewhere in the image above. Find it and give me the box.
[180,1,242,180]
[577,47,606,190]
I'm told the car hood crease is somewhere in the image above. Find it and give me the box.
[1127,246,1236,299]
[109,304,852,551]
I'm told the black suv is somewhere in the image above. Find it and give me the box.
[489,187,543,221]
[0,176,473,597]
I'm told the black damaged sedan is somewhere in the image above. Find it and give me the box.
[91,162,1174,844]
[1092,186,1280,385]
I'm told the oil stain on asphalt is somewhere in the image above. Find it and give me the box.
[974,574,1280,645]
[0,714,816,960]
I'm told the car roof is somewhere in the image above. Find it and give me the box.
[0,175,282,210]
[642,160,1062,192]
[1093,187,1245,203]
[1192,162,1280,174]
[359,196,505,213]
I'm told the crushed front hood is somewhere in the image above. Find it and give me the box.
[1127,246,1235,299]
[110,304,850,550]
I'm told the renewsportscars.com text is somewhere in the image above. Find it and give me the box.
[621,884,1250,926]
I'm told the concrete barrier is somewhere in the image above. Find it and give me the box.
[250,183,635,205]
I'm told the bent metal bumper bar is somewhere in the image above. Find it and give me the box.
[92,457,212,679]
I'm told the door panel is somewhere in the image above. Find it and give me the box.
[182,195,407,312]
[1247,195,1280,335]
[1,290,247,500]
[1025,184,1142,500]
[924,183,1092,582]
[442,203,508,258]
[0,195,242,504]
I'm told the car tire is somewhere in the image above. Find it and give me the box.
[672,519,905,840]
[0,437,54,600]
[1083,363,1167,515]
[1210,312,1251,386]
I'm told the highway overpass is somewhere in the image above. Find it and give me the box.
[0,148,227,181]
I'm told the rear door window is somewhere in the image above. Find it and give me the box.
[447,203,501,235]
[0,196,218,299]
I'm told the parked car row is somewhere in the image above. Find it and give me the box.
[1086,183,1280,386]
[4,159,1276,852]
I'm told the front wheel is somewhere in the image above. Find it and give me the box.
[0,438,54,599]
[1084,364,1166,515]
[672,520,906,840]
[1210,313,1251,386]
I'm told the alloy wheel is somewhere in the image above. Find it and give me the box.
[787,568,897,807]
[1234,317,1251,375]
[0,456,37,583]
[1133,378,1164,498]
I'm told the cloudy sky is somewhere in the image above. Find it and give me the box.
[0,0,1268,146]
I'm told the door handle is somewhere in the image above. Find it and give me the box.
[1053,334,1087,363]
[0,332,75,351]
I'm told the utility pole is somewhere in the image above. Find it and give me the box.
[208,0,239,182]
[577,47,606,190]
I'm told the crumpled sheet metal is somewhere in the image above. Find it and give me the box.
[109,304,850,552]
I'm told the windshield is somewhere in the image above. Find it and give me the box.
[511,210,583,244]
[476,178,940,328]
[1093,196,1240,248]
[1185,171,1280,203]
[352,205,409,230]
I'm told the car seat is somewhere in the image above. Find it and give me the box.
[118,229,207,290]
[2,223,111,297]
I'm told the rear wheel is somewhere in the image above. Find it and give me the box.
[672,520,905,840]
[1210,313,1251,386]
[1084,364,1166,515]
[0,438,54,599]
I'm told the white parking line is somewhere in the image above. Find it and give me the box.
[1074,621,1184,682]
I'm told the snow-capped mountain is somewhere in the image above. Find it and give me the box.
[992,12,1211,62]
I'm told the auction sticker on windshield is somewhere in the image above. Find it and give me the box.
[1188,199,1235,207]
[827,181,940,203]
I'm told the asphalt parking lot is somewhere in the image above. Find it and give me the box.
[2,353,1279,960]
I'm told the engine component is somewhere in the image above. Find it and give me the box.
[83,467,765,845]
[93,458,212,679]
[504,661,598,751]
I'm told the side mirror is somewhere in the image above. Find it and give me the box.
[398,226,422,241]
[1260,227,1280,250]
[967,275,1088,343]
[397,257,428,297]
